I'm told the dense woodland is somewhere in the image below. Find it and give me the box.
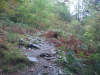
[0,0,100,75]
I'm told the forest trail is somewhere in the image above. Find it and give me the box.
[20,35,65,75]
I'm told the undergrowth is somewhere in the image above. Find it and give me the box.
[0,30,32,73]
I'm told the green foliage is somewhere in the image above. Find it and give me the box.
[0,43,8,50]
[1,65,8,72]
[81,13,100,51]
[0,50,5,57]
[83,53,100,75]
[7,32,17,43]
[8,0,54,28]
[79,51,85,57]
[0,0,100,74]
[15,63,26,71]
[56,50,65,62]
[0,48,31,72]
[56,50,85,75]
[54,3,71,22]
[4,49,29,65]
[0,42,31,72]
[0,0,71,29]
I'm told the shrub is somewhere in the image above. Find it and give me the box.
[0,43,8,50]
[4,49,29,65]
[0,50,5,57]
[7,32,17,43]
[1,65,8,72]
[56,50,85,75]
[84,53,100,75]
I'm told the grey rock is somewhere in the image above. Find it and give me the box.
[27,57,38,62]
[26,43,40,49]
[40,53,52,58]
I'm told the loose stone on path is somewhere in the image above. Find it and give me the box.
[19,35,65,75]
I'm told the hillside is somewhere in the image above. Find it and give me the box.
[0,0,100,75]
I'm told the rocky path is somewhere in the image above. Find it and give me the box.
[20,36,65,75]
